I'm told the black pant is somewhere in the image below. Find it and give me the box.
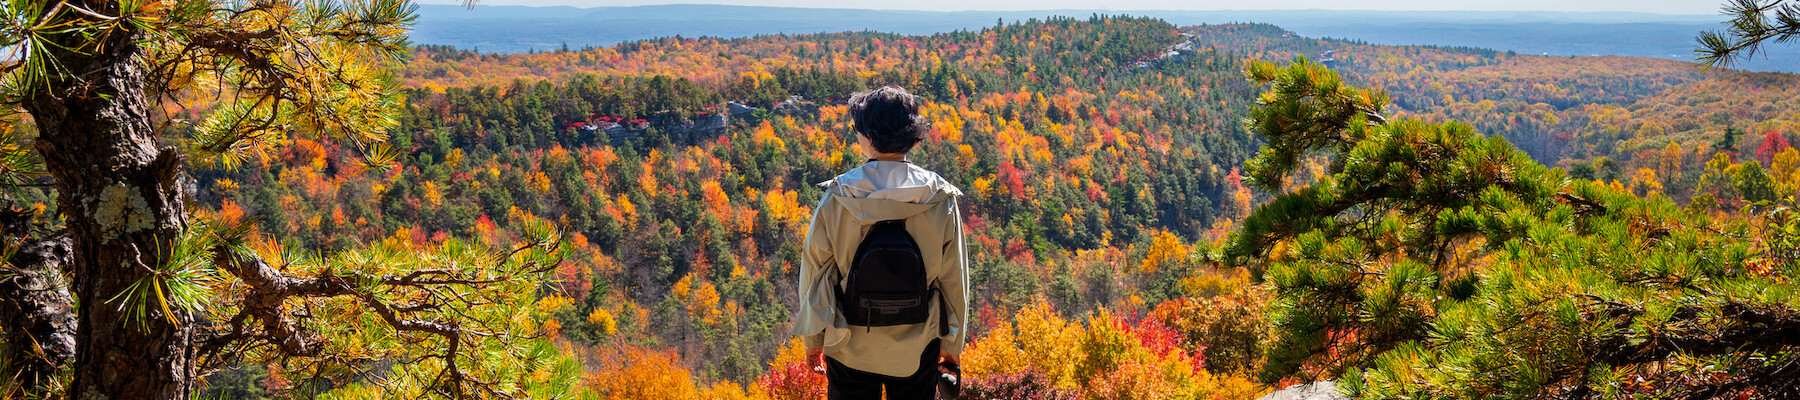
[825,339,940,400]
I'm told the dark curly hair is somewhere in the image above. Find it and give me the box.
[848,86,928,154]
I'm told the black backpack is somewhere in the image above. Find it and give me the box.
[838,219,942,330]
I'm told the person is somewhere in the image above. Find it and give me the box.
[791,86,968,399]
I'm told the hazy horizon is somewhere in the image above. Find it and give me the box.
[417,0,1721,15]
[405,2,1797,72]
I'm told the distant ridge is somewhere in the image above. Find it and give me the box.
[412,4,1794,72]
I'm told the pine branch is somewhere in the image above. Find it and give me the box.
[204,237,559,398]
[1596,302,1800,366]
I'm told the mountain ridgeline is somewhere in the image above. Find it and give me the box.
[410,5,1800,73]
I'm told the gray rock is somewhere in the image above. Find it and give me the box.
[603,125,635,143]
[606,113,730,146]
[773,95,816,116]
[1257,381,1349,400]
[683,113,728,142]
[727,101,758,116]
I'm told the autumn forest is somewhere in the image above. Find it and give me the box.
[2,2,1799,399]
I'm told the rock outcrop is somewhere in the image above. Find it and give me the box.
[773,95,815,116]
[1257,381,1350,400]
[603,113,729,146]
[727,101,758,117]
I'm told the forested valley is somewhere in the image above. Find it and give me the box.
[4,7,1799,399]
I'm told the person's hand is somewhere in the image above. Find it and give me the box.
[808,347,825,375]
[938,350,960,375]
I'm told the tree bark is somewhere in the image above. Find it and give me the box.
[21,1,197,397]
[0,210,76,391]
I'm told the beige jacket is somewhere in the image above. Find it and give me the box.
[790,160,969,378]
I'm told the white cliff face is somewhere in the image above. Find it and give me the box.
[1258,381,1350,400]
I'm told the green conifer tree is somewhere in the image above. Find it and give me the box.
[1229,58,1800,399]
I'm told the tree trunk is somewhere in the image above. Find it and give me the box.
[22,1,197,397]
[0,210,76,391]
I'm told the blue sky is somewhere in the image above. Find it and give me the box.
[419,0,1721,14]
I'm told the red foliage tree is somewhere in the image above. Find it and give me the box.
[1757,130,1791,164]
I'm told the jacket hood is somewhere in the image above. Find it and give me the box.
[819,161,963,224]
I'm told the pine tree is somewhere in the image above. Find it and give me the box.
[0,1,578,398]
[1697,0,1800,68]
[1228,58,1800,398]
